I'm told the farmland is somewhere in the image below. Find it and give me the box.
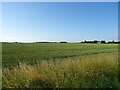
[2,43,120,88]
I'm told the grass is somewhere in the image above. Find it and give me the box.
[2,43,120,88]
[2,43,118,68]
[3,53,119,88]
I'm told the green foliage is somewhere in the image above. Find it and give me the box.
[2,43,118,68]
[3,53,120,88]
[2,43,119,88]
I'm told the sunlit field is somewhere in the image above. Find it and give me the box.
[2,43,120,88]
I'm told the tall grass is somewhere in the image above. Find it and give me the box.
[3,53,119,88]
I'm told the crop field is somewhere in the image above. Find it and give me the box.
[2,43,120,88]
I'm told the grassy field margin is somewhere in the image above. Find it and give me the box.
[3,53,120,88]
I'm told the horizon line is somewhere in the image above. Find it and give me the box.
[1,40,119,43]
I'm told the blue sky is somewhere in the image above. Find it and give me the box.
[2,2,118,42]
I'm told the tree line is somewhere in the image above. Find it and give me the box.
[1,40,120,44]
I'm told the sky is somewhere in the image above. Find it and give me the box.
[1,2,118,42]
